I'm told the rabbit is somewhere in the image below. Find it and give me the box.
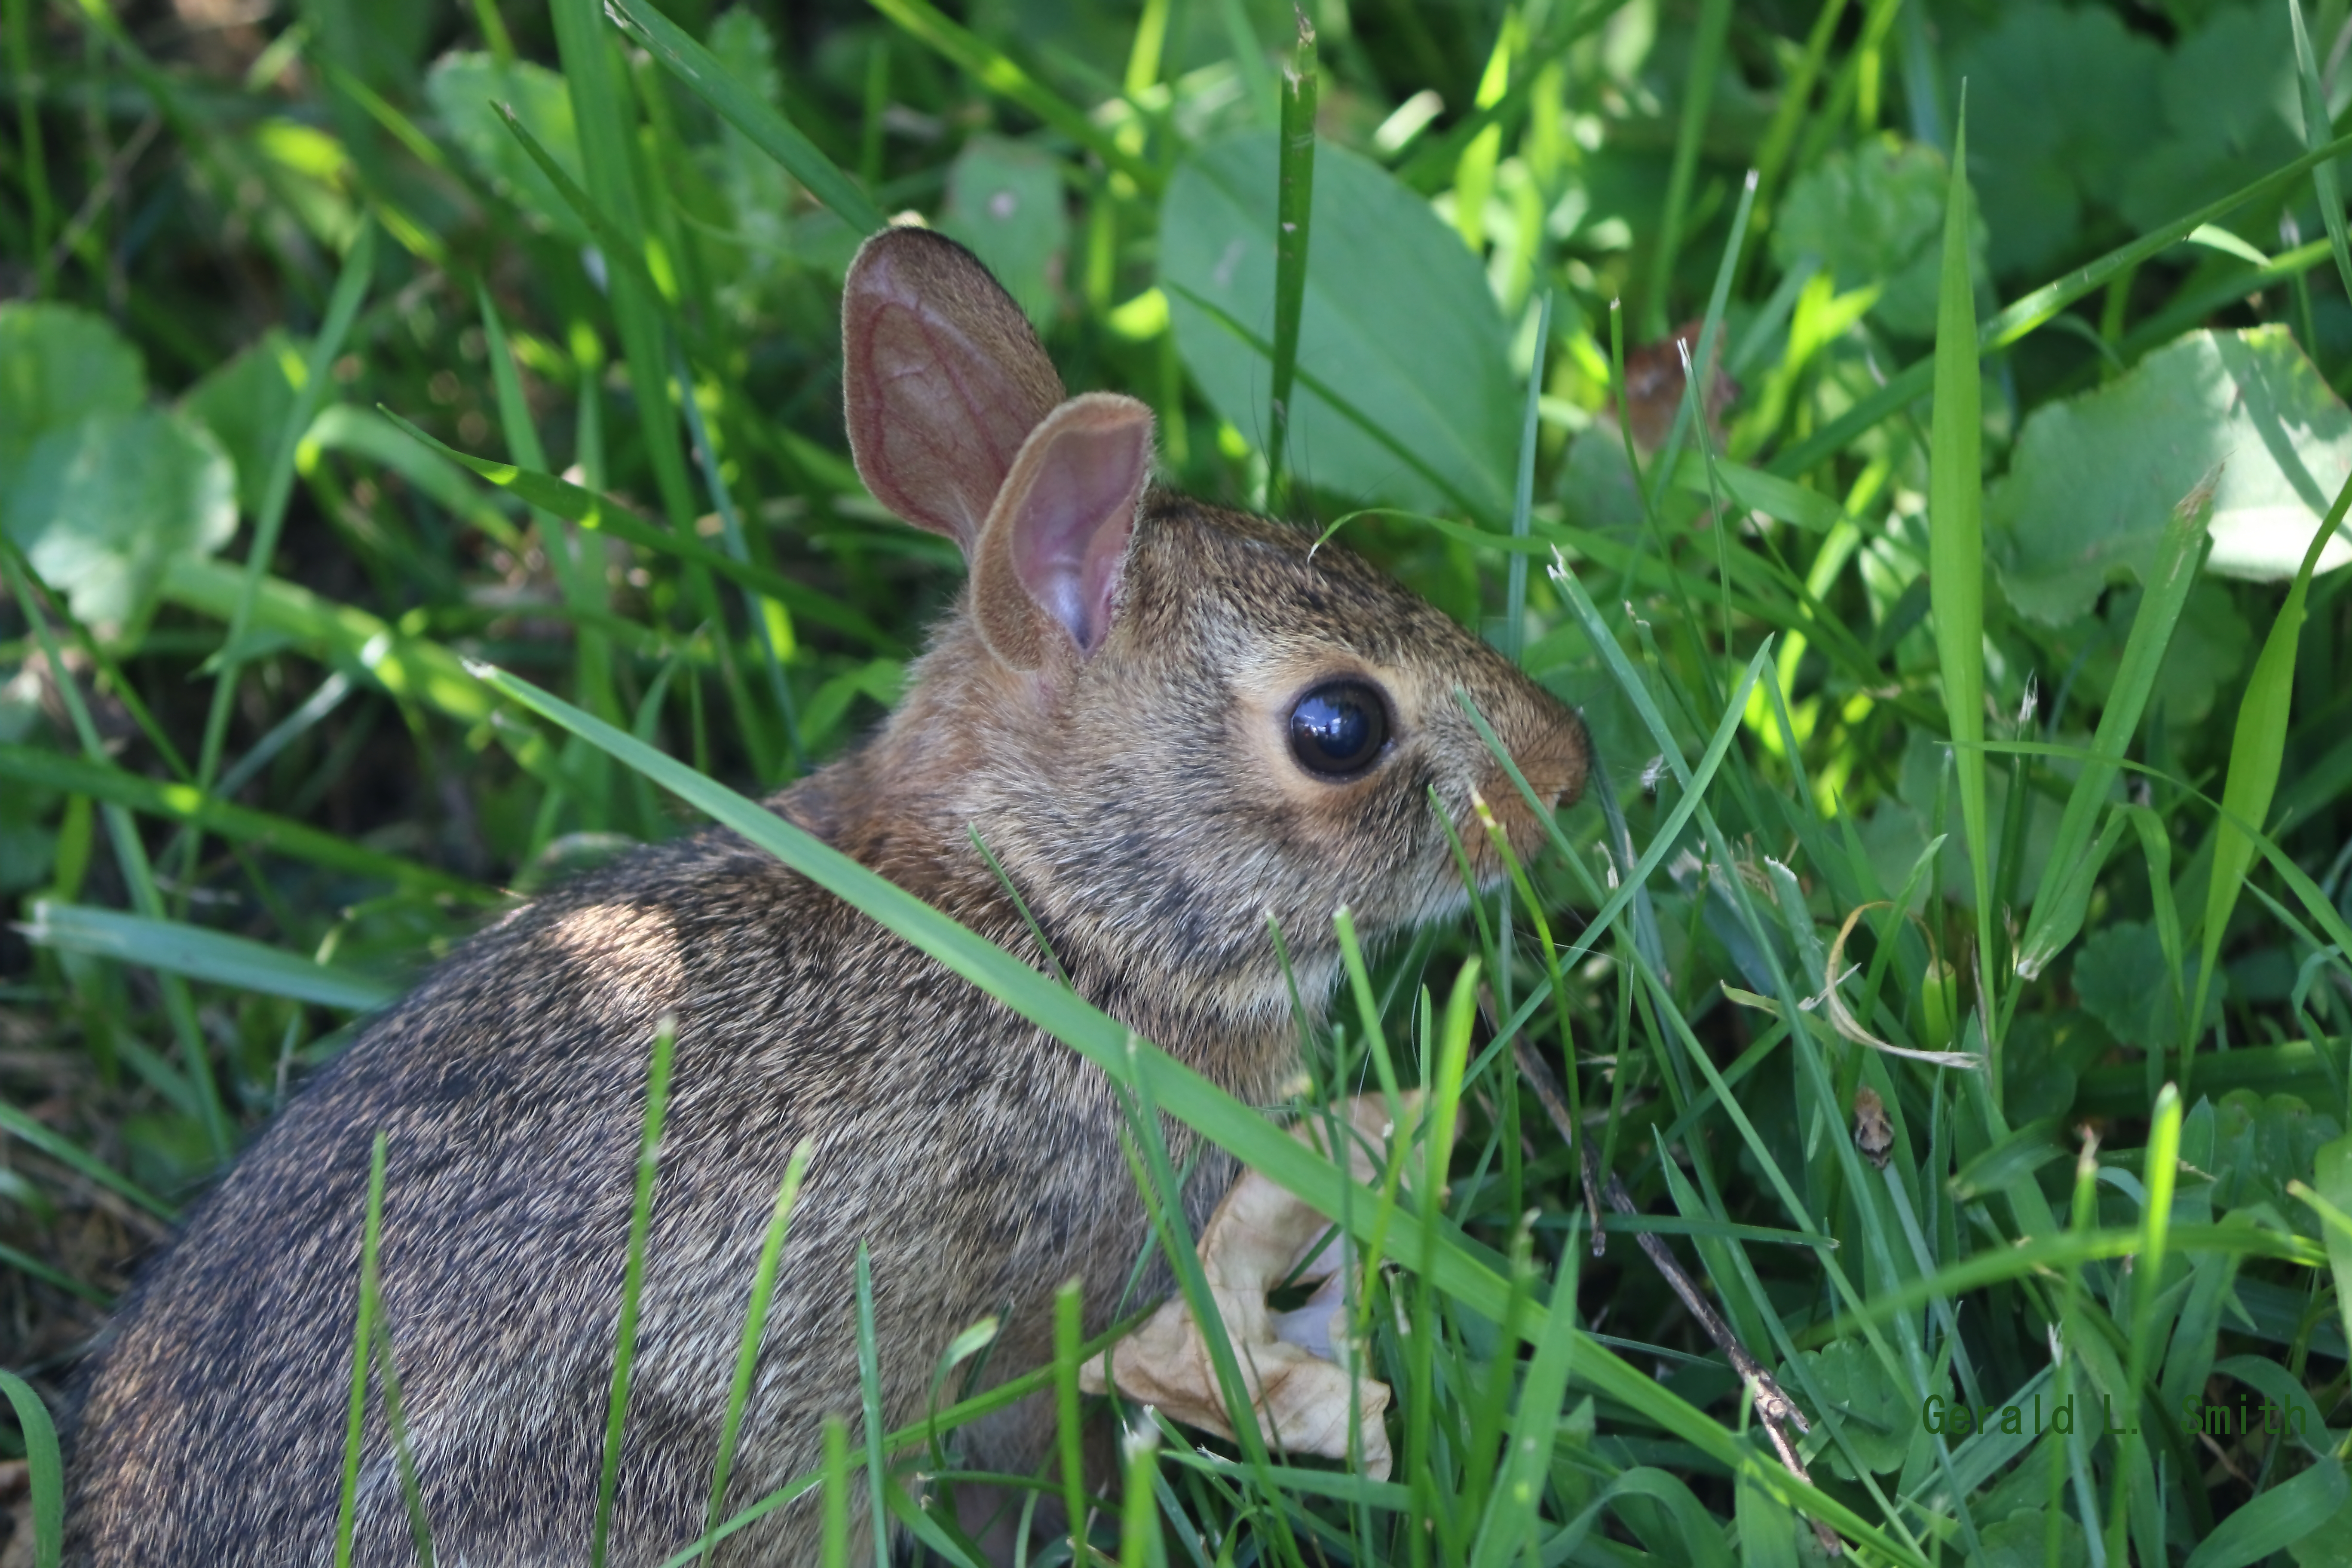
[61,224,1592,1567]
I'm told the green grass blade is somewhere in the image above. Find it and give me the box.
[0,1102,175,1221]
[0,1368,63,1568]
[21,902,396,1011]
[1644,0,1732,339]
[867,0,1160,191]
[702,1141,813,1561]
[592,1016,678,1568]
[1054,1280,1091,1564]
[334,1131,389,1568]
[1503,292,1553,668]
[2289,0,2352,305]
[3,544,232,1161]
[1928,90,1996,1081]
[382,412,897,649]
[0,744,490,900]
[192,223,378,800]
[2107,1083,2181,1566]
[606,0,884,233]
[2189,462,2352,1087]
[1264,15,1316,511]
[853,1243,890,1568]
[821,1415,851,1567]
[2015,478,2215,979]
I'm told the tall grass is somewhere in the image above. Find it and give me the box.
[6,0,2352,1564]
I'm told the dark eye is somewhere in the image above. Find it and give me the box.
[1287,680,1390,778]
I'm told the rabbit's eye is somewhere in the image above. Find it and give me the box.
[1288,681,1390,778]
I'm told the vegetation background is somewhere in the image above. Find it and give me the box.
[6,0,2352,1562]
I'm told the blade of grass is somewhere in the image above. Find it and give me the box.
[1054,1280,1093,1564]
[2290,0,2352,305]
[2106,1084,2181,1566]
[591,1016,678,1568]
[676,346,804,776]
[701,1147,812,1561]
[853,1243,890,1568]
[0,1369,62,1568]
[821,1415,851,1567]
[333,1131,389,1568]
[1264,13,1316,513]
[481,283,619,826]
[1503,292,1553,669]
[2187,462,2352,1090]
[864,0,1159,190]
[1645,0,1732,339]
[20,902,395,1011]
[382,413,896,649]
[0,744,490,900]
[187,224,377,881]
[2015,478,2215,979]
[3,544,231,1161]
[1928,90,1997,1091]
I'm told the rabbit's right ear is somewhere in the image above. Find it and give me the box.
[842,227,1068,552]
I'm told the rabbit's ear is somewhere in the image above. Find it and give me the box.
[973,393,1153,669]
[842,227,1066,552]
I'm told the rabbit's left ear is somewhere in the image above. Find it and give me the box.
[972,392,1154,670]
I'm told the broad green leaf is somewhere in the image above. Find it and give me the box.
[938,136,1068,328]
[1770,134,1984,339]
[179,328,305,515]
[2073,919,2222,1048]
[4,408,236,637]
[1795,1338,1909,1477]
[1948,3,2166,277]
[0,303,144,493]
[1161,131,1515,522]
[23,901,398,1011]
[2184,1456,2350,1568]
[1973,1507,2090,1568]
[2211,1090,2343,1222]
[1993,328,2352,623]
[2118,6,2317,237]
[426,53,589,242]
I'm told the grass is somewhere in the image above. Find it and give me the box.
[8,0,2352,1564]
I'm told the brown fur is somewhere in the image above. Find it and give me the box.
[63,231,1590,1566]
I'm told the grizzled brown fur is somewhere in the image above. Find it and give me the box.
[64,229,1589,1565]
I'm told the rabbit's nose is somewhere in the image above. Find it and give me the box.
[1510,709,1592,815]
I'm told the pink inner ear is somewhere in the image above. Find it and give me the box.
[997,397,1154,654]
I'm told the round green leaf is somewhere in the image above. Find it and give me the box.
[1796,1338,1910,1477]
[4,408,237,638]
[1771,135,1985,339]
[1160,130,1514,522]
[940,136,1069,328]
[0,302,145,493]
[1990,327,2352,625]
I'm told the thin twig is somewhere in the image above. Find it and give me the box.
[1514,1037,1842,1556]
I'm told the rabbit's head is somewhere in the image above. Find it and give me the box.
[839,227,1589,1032]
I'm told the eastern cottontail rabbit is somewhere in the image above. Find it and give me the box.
[64,226,1591,1565]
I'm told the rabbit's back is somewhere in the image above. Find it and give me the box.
[65,812,1157,1566]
